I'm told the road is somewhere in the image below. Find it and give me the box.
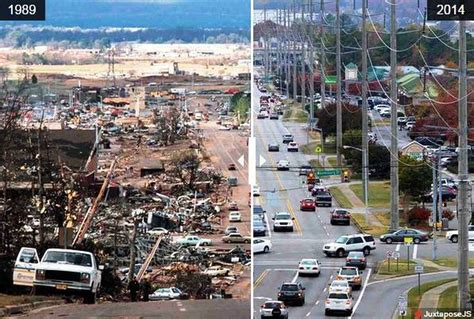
[15,299,250,319]
[252,83,462,318]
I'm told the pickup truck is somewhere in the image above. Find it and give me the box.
[446,225,474,243]
[14,248,102,304]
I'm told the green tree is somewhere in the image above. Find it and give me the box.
[316,103,362,140]
[399,155,432,201]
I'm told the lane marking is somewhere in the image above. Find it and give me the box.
[254,296,273,301]
[413,244,418,259]
[286,199,303,235]
[254,269,270,289]
[264,213,272,238]
[179,308,186,312]
[291,271,299,283]
[349,268,372,319]
[316,300,320,305]
[366,270,455,287]
[395,244,401,252]
[306,312,311,317]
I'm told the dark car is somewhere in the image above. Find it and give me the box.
[345,251,367,269]
[330,209,351,225]
[253,220,267,237]
[268,143,280,152]
[299,165,312,176]
[380,228,430,244]
[253,205,266,220]
[282,134,294,144]
[269,113,279,120]
[422,186,457,202]
[277,282,305,306]
[315,192,332,207]
[299,198,316,211]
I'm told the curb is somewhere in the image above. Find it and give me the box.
[0,299,65,316]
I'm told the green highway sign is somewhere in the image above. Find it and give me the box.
[316,169,341,177]
[325,75,337,85]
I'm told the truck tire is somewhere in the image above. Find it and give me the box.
[363,247,371,256]
[451,235,458,243]
[84,290,97,304]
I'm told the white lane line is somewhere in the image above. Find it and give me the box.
[179,308,186,312]
[412,244,418,259]
[316,300,320,305]
[254,296,273,300]
[330,275,333,280]
[395,244,401,252]
[349,268,372,319]
[306,312,311,317]
[272,267,342,271]
[323,288,327,293]
[291,271,299,283]
[264,213,272,238]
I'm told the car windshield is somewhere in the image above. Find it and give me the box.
[301,260,316,265]
[281,284,298,291]
[275,214,290,220]
[264,302,282,309]
[332,281,347,287]
[340,268,357,276]
[348,252,364,258]
[329,293,349,299]
[335,236,348,244]
[43,251,92,267]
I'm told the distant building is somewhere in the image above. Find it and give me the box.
[400,141,428,161]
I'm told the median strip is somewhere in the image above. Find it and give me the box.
[253,269,270,289]
[287,199,303,235]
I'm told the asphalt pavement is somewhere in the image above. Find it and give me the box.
[252,84,463,319]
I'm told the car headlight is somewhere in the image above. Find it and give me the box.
[80,272,91,284]
[36,269,45,280]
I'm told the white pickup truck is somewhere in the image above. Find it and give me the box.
[446,225,474,243]
[13,248,103,303]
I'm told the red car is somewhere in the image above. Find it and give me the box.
[300,198,316,211]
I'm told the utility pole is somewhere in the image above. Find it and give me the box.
[361,0,369,224]
[278,9,283,93]
[309,0,315,129]
[432,155,438,260]
[293,0,298,101]
[264,6,268,82]
[457,19,470,312]
[301,0,306,107]
[336,0,342,172]
[320,0,326,111]
[389,0,399,231]
[286,6,291,98]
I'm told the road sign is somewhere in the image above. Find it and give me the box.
[386,250,393,258]
[316,169,341,177]
[315,145,322,154]
[393,252,400,259]
[404,237,413,245]
[415,265,424,274]
[325,75,337,85]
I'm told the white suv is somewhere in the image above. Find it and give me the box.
[323,234,376,257]
[325,292,353,316]
[272,212,294,232]
[446,225,474,243]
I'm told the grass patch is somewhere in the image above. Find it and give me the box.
[329,186,353,208]
[309,159,322,169]
[351,213,389,236]
[437,280,474,310]
[374,212,391,226]
[327,157,338,167]
[282,109,292,120]
[301,142,321,155]
[0,294,58,307]
[427,257,474,268]
[292,109,309,123]
[400,278,456,319]
[377,259,437,276]
[350,182,391,209]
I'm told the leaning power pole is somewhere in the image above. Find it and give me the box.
[336,0,342,170]
[389,0,399,231]
[286,6,291,97]
[301,0,306,107]
[293,0,298,100]
[263,7,268,81]
[457,19,470,312]
[309,0,315,127]
[320,0,326,111]
[361,0,369,224]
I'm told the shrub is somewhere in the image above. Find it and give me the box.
[442,209,455,221]
[408,206,431,225]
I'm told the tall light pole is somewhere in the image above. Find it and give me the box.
[361,0,369,228]
[389,0,399,231]
[457,19,470,312]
